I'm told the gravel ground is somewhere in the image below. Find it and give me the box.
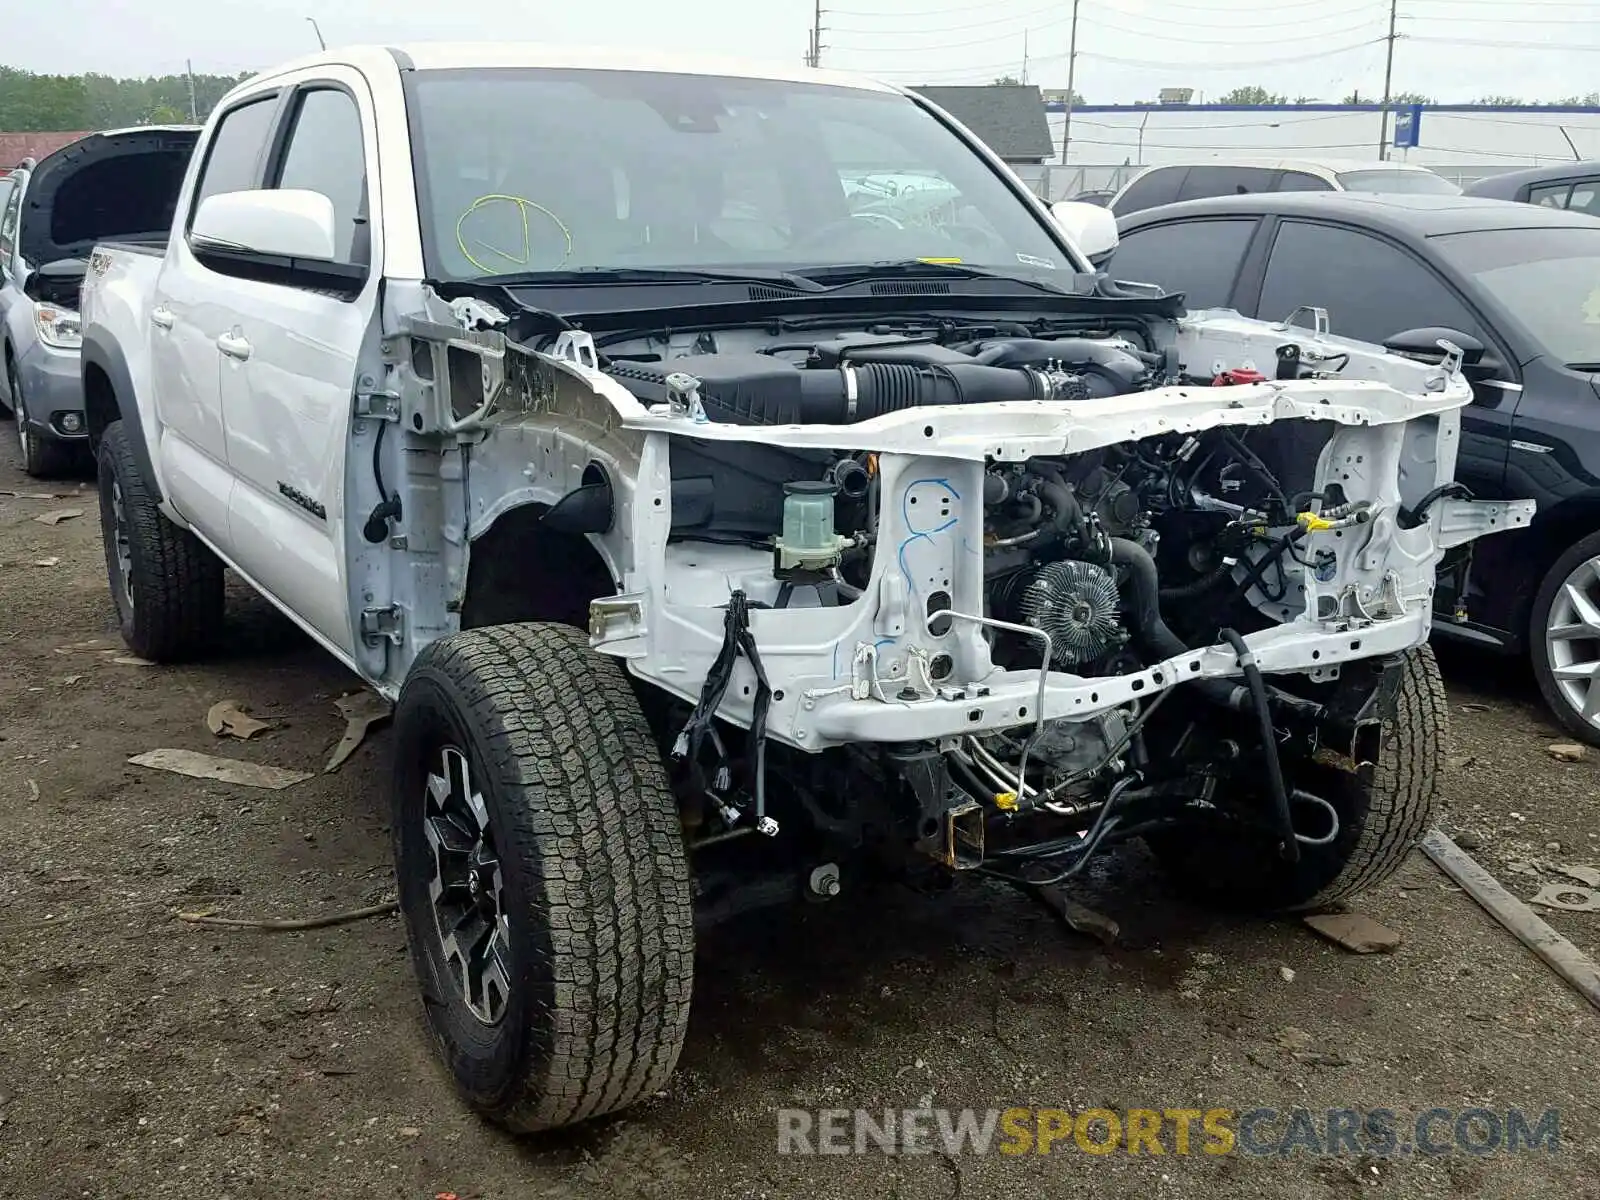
[0,436,1596,1200]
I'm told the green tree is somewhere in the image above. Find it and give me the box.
[993,74,1020,85]
[0,64,255,130]
[1217,85,1288,105]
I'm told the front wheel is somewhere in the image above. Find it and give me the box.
[392,622,694,1133]
[10,359,76,478]
[1529,530,1600,746]
[1148,645,1446,912]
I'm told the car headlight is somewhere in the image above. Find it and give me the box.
[34,305,82,350]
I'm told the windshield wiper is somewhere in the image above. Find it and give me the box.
[794,259,1075,295]
[461,266,826,292]
[1566,361,1600,372]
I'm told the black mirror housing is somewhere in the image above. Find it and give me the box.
[1384,325,1485,365]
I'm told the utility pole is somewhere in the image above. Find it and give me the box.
[1059,0,1080,164]
[808,2,824,68]
[185,59,198,123]
[1022,30,1030,85]
[1376,0,1398,160]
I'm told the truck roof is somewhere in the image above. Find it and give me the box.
[244,43,900,94]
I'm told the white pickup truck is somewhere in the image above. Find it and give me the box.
[80,43,1532,1134]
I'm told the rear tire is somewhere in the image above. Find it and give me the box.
[1148,645,1446,912]
[392,622,693,1133]
[95,420,225,661]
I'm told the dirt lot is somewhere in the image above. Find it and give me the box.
[1,437,1597,1200]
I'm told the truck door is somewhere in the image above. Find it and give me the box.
[214,74,381,657]
[150,92,283,548]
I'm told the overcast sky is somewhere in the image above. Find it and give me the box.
[5,0,1586,104]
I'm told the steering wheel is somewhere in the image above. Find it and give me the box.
[790,210,906,253]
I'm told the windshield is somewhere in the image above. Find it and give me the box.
[403,68,1075,282]
[1432,225,1600,364]
[1335,168,1460,196]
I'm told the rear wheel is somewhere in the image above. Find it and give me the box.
[392,622,694,1132]
[95,420,225,660]
[1148,645,1446,912]
[1529,529,1600,746]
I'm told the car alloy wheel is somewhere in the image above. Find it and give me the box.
[109,478,135,612]
[1544,554,1600,731]
[422,743,512,1026]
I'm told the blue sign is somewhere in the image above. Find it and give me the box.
[1393,104,1423,149]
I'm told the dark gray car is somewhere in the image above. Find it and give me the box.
[1465,160,1600,217]
[1110,191,1600,744]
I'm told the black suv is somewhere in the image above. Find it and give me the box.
[1111,191,1600,743]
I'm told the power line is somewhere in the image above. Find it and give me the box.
[828,1,1064,35]
[1408,33,1600,51]
[1074,14,1387,45]
[1078,38,1386,70]
[832,20,1071,53]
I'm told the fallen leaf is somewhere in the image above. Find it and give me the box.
[206,699,273,741]
[26,780,40,802]
[1458,703,1494,713]
[0,490,62,500]
[1303,912,1402,954]
[111,655,156,667]
[32,558,60,568]
[1278,965,1296,982]
[33,508,83,526]
[128,749,313,790]
[1555,864,1600,888]
[398,1126,422,1138]
[324,690,393,773]
[1547,742,1588,763]
[1276,1026,1313,1052]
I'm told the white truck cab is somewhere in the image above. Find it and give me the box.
[80,44,1530,1136]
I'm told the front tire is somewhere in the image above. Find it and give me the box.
[10,359,75,478]
[95,420,225,660]
[392,622,694,1133]
[1529,529,1600,746]
[1149,645,1446,912]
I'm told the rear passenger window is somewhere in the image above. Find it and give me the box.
[1108,218,1257,310]
[1177,165,1277,202]
[1276,170,1334,192]
[1113,167,1187,216]
[191,96,278,216]
[1568,181,1600,217]
[272,88,368,265]
[1529,182,1574,209]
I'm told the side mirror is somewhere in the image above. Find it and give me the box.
[191,189,338,261]
[1050,200,1119,267]
[1384,326,1505,378]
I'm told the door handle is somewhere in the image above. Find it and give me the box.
[217,331,252,361]
[151,306,175,330]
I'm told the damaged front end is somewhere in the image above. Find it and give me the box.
[376,284,1533,900]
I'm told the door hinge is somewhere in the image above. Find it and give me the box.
[355,388,401,421]
[360,605,405,645]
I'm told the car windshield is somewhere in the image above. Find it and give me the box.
[1432,225,1600,364]
[402,68,1075,282]
[1335,168,1460,196]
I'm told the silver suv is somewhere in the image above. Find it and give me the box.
[0,127,198,475]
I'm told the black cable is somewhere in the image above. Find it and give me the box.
[1219,628,1300,863]
[673,590,773,823]
[1398,482,1473,530]
[362,421,402,545]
